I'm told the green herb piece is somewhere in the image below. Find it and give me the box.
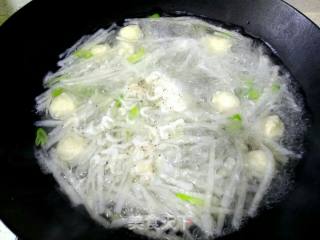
[149,13,161,19]
[114,95,124,108]
[272,83,281,92]
[35,128,48,147]
[238,76,261,101]
[73,49,93,59]
[247,88,261,100]
[115,99,122,108]
[175,193,204,206]
[128,105,140,120]
[51,88,64,97]
[229,113,242,122]
[226,113,243,133]
[127,48,145,63]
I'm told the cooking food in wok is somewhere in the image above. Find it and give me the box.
[34,16,306,239]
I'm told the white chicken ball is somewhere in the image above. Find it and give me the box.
[211,91,240,114]
[117,42,135,56]
[132,161,154,182]
[247,150,269,178]
[203,35,232,54]
[90,44,110,56]
[56,134,87,162]
[49,93,76,119]
[263,115,285,139]
[118,25,143,42]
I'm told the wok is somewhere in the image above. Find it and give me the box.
[0,0,319,239]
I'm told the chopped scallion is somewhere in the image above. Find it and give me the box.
[127,48,145,63]
[35,128,48,147]
[129,105,140,120]
[149,13,160,19]
[229,113,242,122]
[115,99,122,108]
[272,83,281,92]
[226,113,243,132]
[247,88,261,100]
[175,193,204,206]
[73,49,93,59]
[52,88,64,97]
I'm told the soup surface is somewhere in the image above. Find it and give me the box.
[34,16,306,239]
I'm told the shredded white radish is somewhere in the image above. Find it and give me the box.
[35,16,306,240]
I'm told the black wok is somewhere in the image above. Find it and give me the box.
[0,0,319,239]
